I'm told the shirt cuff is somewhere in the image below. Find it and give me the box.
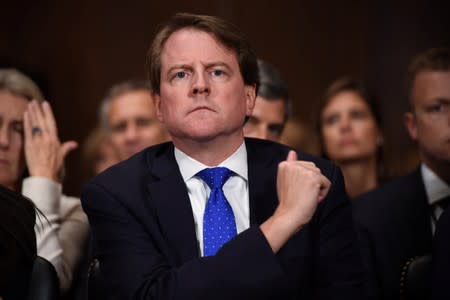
[22,176,62,214]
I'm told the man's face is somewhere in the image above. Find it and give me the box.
[0,91,28,190]
[244,97,286,142]
[107,90,169,160]
[405,71,450,172]
[154,29,256,147]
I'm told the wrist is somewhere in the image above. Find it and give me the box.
[29,169,60,183]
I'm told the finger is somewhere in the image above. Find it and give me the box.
[41,101,58,136]
[28,100,47,133]
[23,111,32,145]
[317,175,331,201]
[60,141,78,159]
[286,150,297,161]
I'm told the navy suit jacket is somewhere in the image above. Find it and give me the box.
[354,168,433,300]
[432,206,450,300]
[81,138,365,299]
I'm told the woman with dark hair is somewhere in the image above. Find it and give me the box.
[318,77,384,199]
[0,184,37,300]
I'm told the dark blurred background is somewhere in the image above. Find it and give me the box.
[1,0,449,195]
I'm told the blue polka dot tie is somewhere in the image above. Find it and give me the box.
[196,167,237,256]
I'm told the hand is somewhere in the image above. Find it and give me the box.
[23,100,78,182]
[274,150,331,231]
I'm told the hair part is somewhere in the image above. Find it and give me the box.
[0,69,44,102]
[257,59,291,122]
[406,47,450,111]
[99,80,152,131]
[146,12,259,95]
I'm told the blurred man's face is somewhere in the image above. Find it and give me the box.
[107,90,169,160]
[244,97,286,142]
[405,71,450,177]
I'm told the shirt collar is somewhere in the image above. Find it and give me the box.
[174,142,248,182]
[421,163,450,205]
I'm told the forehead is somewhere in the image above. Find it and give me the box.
[253,97,286,120]
[160,28,238,68]
[324,91,369,113]
[0,90,29,118]
[108,90,155,120]
[411,71,450,105]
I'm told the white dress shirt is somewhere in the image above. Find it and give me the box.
[174,142,250,256]
[421,163,450,233]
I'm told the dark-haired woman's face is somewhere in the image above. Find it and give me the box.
[0,91,28,190]
[321,91,381,164]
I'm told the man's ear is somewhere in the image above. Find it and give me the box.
[404,112,417,141]
[152,92,164,123]
[244,84,256,116]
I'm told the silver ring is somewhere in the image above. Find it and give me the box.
[32,127,42,136]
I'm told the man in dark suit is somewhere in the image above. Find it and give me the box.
[81,13,365,299]
[354,47,450,300]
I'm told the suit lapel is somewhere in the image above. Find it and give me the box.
[407,168,433,249]
[145,144,199,264]
[246,139,283,226]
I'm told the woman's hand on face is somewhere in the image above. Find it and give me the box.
[23,100,78,182]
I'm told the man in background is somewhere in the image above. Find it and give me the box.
[244,59,290,142]
[354,47,450,300]
[99,80,170,160]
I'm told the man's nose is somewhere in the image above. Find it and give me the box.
[191,72,210,96]
[124,124,138,142]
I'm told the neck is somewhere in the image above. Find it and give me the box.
[338,156,378,198]
[172,133,244,166]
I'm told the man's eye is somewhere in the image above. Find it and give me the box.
[112,123,126,133]
[428,104,442,112]
[211,69,223,77]
[175,71,186,79]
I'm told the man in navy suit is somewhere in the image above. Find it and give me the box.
[354,48,450,300]
[81,13,365,299]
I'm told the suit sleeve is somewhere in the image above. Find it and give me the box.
[432,207,450,300]
[314,166,367,300]
[352,207,381,300]
[82,182,288,300]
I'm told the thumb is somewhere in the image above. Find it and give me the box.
[60,141,78,159]
[286,150,297,161]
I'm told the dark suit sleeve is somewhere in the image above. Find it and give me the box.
[82,182,287,300]
[432,207,450,300]
[314,166,366,299]
[353,209,381,300]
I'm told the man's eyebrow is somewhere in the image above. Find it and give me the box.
[166,64,192,75]
[204,62,232,71]
[432,97,450,104]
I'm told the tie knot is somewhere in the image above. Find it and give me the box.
[196,167,233,190]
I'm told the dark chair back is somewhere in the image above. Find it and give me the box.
[27,256,60,300]
[400,255,432,300]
